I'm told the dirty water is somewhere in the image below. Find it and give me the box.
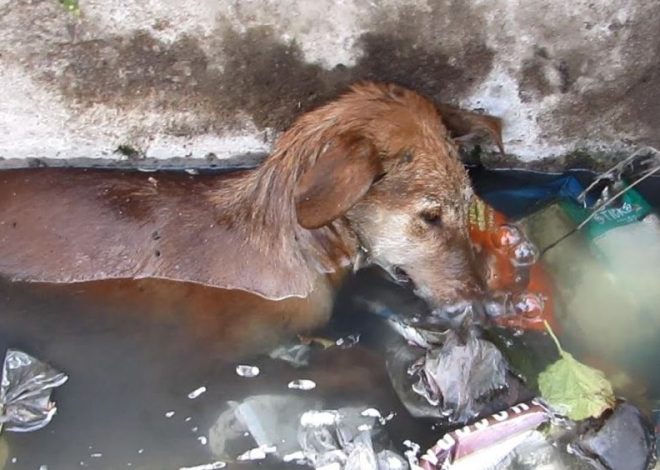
[0,168,658,470]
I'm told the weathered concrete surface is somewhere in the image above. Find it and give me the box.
[1,0,659,166]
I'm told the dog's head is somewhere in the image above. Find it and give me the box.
[292,83,501,312]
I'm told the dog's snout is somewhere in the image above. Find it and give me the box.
[429,296,488,328]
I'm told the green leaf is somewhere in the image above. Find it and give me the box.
[538,321,615,421]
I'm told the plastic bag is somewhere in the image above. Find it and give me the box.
[386,325,527,423]
[0,349,68,433]
[298,408,408,470]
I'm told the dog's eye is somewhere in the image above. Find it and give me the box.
[420,209,442,226]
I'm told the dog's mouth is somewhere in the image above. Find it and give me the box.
[390,266,416,290]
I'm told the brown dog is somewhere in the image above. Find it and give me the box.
[0,83,501,353]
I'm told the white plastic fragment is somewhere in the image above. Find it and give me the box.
[361,408,382,418]
[283,451,306,462]
[335,334,360,348]
[300,410,339,427]
[90,453,103,458]
[188,386,207,399]
[178,462,227,470]
[287,379,316,391]
[236,444,277,461]
[235,365,260,378]
[197,436,208,445]
[165,411,175,418]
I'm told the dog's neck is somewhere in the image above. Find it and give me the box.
[213,132,361,278]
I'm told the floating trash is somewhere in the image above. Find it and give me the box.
[165,411,175,418]
[335,334,361,348]
[361,408,382,419]
[187,387,207,400]
[283,451,306,463]
[179,462,226,470]
[0,349,68,433]
[236,444,276,461]
[235,365,260,378]
[269,344,310,368]
[288,379,316,391]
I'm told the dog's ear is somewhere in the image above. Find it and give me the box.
[295,133,382,229]
[436,104,505,156]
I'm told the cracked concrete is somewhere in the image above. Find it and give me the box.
[1,0,659,166]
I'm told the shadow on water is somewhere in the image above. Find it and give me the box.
[0,271,431,469]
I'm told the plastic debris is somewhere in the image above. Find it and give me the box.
[179,462,226,470]
[235,365,260,378]
[0,349,68,433]
[209,394,322,460]
[236,444,277,461]
[336,334,361,349]
[419,400,550,469]
[269,344,311,368]
[299,407,408,470]
[209,395,406,469]
[288,379,317,391]
[187,386,207,400]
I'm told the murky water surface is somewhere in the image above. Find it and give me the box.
[0,169,658,469]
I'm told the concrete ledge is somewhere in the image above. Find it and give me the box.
[2,0,659,164]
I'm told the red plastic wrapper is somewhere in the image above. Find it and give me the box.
[468,198,555,332]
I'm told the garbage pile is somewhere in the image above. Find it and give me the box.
[209,394,407,469]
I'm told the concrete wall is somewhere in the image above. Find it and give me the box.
[1,0,659,167]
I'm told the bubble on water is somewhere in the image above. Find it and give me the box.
[187,386,207,399]
[357,423,373,432]
[492,224,523,250]
[90,453,103,458]
[235,365,260,378]
[513,293,545,319]
[512,241,539,267]
[288,379,316,391]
